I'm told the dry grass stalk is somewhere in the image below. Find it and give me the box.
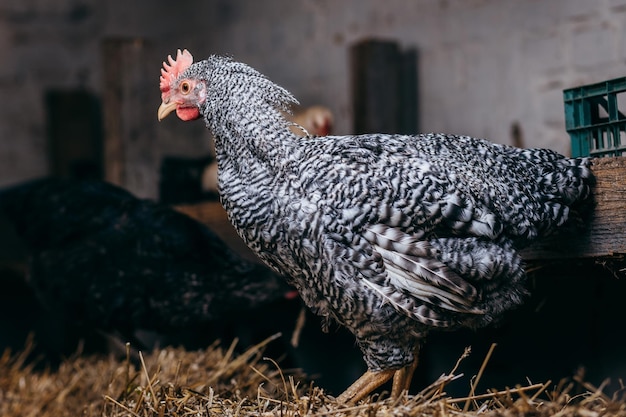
[2,335,626,416]
[463,342,497,411]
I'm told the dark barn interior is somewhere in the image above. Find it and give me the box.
[0,1,626,415]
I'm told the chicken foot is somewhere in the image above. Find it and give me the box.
[337,347,419,404]
[336,369,395,404]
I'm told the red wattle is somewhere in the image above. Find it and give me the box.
[176,107,201,121]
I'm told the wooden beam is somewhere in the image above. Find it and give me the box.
[176,157,626,262]
[351,40,419,135]
[521,156,626,260]
[102,39,127,187]
[101,38,153,193]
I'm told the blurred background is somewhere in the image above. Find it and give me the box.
[3,0,626,195]
[0,0,625,398]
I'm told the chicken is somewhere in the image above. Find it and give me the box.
[157,50,594,403]
[287,105,333,137]
[201,104,333,195]
[0,177,293,355]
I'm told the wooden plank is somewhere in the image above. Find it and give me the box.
[45,90,103,180]
[398,48,419,135]
[177,157,626,262]
[102,39,126,187]
[351,40,420,135]
[351,40,399,134]
[521,156,626,260]
[101,38,154,195]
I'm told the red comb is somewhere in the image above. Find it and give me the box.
[160,49,194,93]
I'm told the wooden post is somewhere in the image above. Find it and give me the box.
[45,90,103,180]
[398,48,419,135]
[351,40,418,135]
[101,38,153,192]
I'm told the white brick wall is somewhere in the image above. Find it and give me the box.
[1,0,625,196]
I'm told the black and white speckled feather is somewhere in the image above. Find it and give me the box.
[159,53,594,372]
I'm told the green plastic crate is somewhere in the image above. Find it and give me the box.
[563,77,626,157]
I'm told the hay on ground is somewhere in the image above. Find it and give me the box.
[1,334,625,417]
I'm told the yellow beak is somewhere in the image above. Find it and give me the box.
[157,100,178,121]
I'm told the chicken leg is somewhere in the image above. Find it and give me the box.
[336,369,395,404]
[336,347,420,404]
[391,350,419,398]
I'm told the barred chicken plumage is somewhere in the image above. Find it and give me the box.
[157,50,594,403]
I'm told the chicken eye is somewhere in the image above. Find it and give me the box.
[180,81,191,94]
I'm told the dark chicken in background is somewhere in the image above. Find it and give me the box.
[0,177,295,362]
[157,49,594,403]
